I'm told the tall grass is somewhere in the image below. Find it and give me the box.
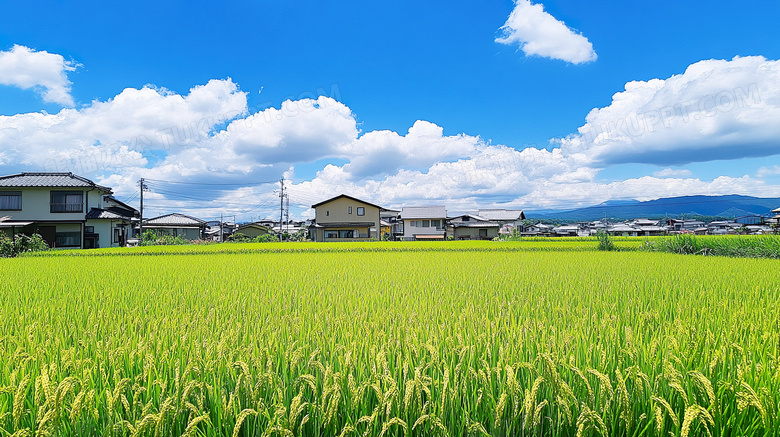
[642,234,780,258]
[0,246,777,435]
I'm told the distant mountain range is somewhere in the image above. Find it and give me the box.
[527,195,780,221]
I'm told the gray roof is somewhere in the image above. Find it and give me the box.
[86,208,129,220]
[0,172,112,192]
[144,213,206,227]
[400,206,447,219]
[477,209,525,221]
[452,221,500,228]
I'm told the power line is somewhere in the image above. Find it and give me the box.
[143,177,279,186]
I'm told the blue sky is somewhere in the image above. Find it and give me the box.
[2,1,780,220]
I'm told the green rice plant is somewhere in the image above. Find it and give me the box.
[0,244,778,435]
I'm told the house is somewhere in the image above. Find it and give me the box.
[399,206,447,241]
[234,223,275,239]
[477,209,526,234]
[770,207,780,228]
[627,219,667,236]
[521,223,553,236]
[0,172,137,249]
[310,194,385,242]
[606,223,639,237]
[448,214,500,240]
[141,213,206,240]
[707,220,741,235]
[668,219,706,232]
[552,224,582,237]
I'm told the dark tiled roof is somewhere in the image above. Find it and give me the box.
[86,208,129,220]
[311,194,386,210]
[0,172,112,192]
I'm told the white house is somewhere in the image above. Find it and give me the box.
[399,206,447,241]
[0,172,137,249]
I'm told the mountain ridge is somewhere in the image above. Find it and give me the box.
[527,195,780,221]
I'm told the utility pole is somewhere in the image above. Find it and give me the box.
[279,178,285,241]
[139,178,148,239]
[284,193,290,235]
[220,213,224,242]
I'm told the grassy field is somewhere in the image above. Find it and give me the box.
[0,241,778,436]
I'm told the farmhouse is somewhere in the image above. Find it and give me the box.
[0,172,138,249]
[310,194,385,241]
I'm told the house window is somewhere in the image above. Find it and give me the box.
[326,211,330,216]
[51,191,83,213]
[85,226,95,233]
[0,191,21,210]
[338,230,354,238]
[479,229,488,237]
[431,220,441,228]
[422,220,430,227]
[357,207,365,216]
[54,231,81,248]
[325,231,338,239]
[410,220,416,227]
[462,216,469,221]
[348,206,353,214]
[113,228,122,243]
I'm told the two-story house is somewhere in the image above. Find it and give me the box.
[310,194,385,242]
[399,206,447,241]
[0,172,138,249]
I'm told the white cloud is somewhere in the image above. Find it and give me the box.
[3,64,780,220]
[0,45,79,106]
[757,165,780,178]
[0,78,248,173]
[653,168,692,178]
[555,56,780,166]
[496,0,596,64]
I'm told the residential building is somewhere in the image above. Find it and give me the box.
[141,213,206,240]
[399,206,447,241]
[522,223,553,236]
[448,214,500,240]
[553,224,582,237]
[477,209,526,234]
[0,172,137,249]
[234,223,274,239]
[310,194,385,242]
[606,223,639,237]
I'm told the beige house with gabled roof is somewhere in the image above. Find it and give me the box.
[310,194,386,242]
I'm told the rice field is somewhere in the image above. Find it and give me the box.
[0,242,778,436]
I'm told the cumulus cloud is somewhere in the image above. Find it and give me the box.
[496,0,596,64]
[0,78,247,173]
[0,45,79,106]
[653,168,692,178]
[555,56,780,166]
[3,60,780,219]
